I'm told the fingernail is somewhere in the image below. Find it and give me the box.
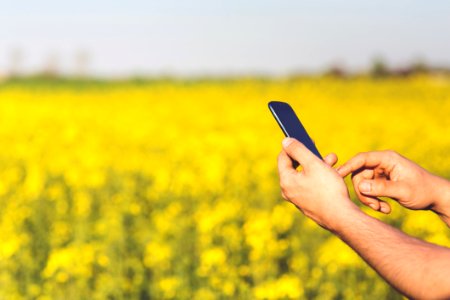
[380,206,390,214]
[369,203,378,210]
[359,181,371,193]
[282,138,293,148]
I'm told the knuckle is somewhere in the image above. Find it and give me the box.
[279,176,292,190]
[277,152,284,163]
[353,152,367,165]
[280,183,296,199]
[400,185,411,199]
[279,178,287,189]
[284,189,295,200]
[374,180,385,192]
[351,172,361,181]
[355,152,367,159]
[384,150,398,158]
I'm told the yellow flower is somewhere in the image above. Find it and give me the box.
[254,275,304,299]
[199,247,227,274]
[158,276,180,298]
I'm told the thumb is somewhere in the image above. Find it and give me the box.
[359,179,407,200]
[282,138,318,169]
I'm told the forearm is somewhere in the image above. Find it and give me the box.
[331,206,450,299]
[430,175,450,227]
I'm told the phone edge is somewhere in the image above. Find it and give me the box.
[268,101,290,138]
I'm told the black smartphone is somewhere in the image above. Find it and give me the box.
[268,101,322,166]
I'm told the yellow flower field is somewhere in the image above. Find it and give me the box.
[0,76,449,299]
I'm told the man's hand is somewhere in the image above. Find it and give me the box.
[277,138,359,231]
[337,151,450,225]
[277,145,450,298]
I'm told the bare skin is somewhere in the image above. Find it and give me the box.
[277,138,450,299]
[337,150,450,226]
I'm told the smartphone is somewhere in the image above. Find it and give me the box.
[268,101,322,166]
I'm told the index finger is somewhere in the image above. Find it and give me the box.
[278,150,297,180]
[277,149,297,178]
[337,152,385,177]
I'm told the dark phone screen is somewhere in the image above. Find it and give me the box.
[268,101,322,160]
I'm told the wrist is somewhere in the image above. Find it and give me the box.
[326,199,364,235]
[429,175,450,225]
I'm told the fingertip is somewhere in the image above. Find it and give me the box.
[359,181,372,194]
[336,165,348,177]
[323,153,338,167]
[282,137,294,148]
[368,202,380,211]
[328,152,338,163]
[380,202,391,214]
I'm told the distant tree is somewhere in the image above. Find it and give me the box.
[41,52,60,78]
[9,48,23,77]
[74,50,90,78]
[410,59,429,75]
[324,64,347,78]
[370,56,389,78]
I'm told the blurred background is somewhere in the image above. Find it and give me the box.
[2,0,450,78]
[1,1,450,299]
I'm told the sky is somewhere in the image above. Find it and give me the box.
[1,0,450,77]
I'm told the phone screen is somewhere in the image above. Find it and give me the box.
[268,101,322,159]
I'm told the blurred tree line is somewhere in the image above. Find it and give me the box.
[325,56,450,79]
[1,49,450,82]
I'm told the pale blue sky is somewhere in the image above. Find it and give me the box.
[1,0,450,76]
